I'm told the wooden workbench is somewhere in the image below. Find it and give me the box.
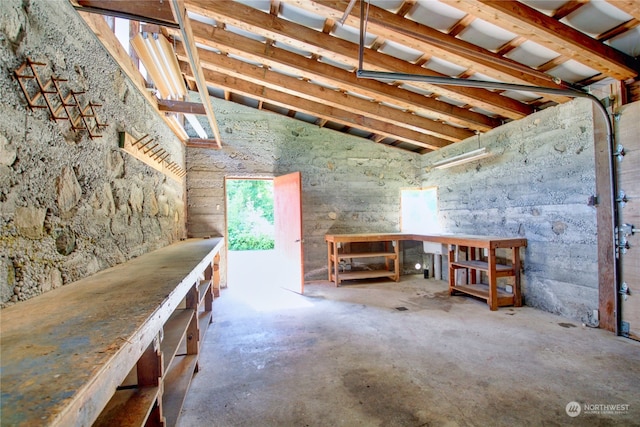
[0,237,223,427]
[325,233,527,310]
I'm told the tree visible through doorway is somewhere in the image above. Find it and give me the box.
[226,179,274,250]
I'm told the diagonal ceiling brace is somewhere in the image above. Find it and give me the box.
[170,0,222,148]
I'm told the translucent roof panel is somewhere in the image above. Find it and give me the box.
[273,41,313,58]
[547,59,600,83]
[561,1,632,37]
[346,91,376,101]
[406,0,466,32]
[279,3,325,31]
[225,24,266,43]
[378,40,424,62]
[518,0,568,15]
[423,57,467,77]
[458,19,518,52]
[368,0,405,13]
[504,40,560,68]
[608,27,640,57]
[187,11,216,26]
[398,83,434,97]
[319,56,356,72]
[331,23,378,47]
[227,53,263,67]
[270,67,303,79]
[436,96,467,107]
[233,0,271,13]
[501,90,543,103]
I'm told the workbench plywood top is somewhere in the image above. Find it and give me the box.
[0,237,223,426]
[325,233,527,249]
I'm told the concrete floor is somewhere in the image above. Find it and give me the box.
[178,252,640,427]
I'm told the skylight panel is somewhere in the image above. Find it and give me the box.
[319,56,356,72]
[500,90,542,102]
[398,83,433,97]
[368,0,405,13]
[187,11,216,26]
[233,0,271,13]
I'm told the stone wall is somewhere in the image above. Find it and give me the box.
[421,98,598,322]
[0,0,186,306]
[187,99,421,283]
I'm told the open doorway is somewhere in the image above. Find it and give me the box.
[225,178,278,295]
[224,173,305,309]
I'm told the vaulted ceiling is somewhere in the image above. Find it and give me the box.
[73,0,640,154]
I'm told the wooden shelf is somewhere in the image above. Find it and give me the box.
[450,260,514,276]
[162,309,194,373]
[333,251,397,260]
[163,354,198,427]
[335,270,397,281]
[198,310,213,342]
[451,284,515,307]
[0,238,225,426]
[93,387,160,427]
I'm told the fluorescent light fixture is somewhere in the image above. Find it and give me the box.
[185,113,207,139]
[432,147,492,169]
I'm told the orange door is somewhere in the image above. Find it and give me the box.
[274,172,304,294]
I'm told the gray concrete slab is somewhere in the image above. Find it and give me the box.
[178,275,640,427]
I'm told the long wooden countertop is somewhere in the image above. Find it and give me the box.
[325,233,527,249]
[0,237,224,427]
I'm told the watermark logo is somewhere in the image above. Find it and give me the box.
[566,401,630,417]
[566,401,581,417]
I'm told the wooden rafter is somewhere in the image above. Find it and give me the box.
[167,22,500,131]
[180,65,450,151]
[169,0,222,148]
[176,51,473,142]
[184,0,533,120]
[452,0,640,81]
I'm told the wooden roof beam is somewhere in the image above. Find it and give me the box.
[181,67,450,151]
[453,0,640,81]
[170,0,222,148]
[183,0,533,119]
[288,0,572,102]
[177,53,474,142]
[168,22,501,131]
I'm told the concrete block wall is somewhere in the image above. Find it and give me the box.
[0,0,186,306]
[421,98,598,322]
[186,99,421,284]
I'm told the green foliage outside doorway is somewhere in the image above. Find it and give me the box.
[226,179,275,250]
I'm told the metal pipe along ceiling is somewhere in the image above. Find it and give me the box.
[355,0,620,334]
